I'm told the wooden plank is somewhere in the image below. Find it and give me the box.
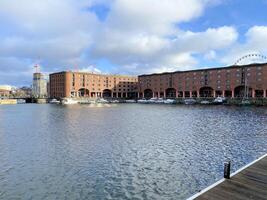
[189,154,267,200]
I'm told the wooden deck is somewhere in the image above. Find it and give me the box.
[188,154,267,200]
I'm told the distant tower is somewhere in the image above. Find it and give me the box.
[32,64,48,98]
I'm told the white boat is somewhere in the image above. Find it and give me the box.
[17,99,26,104]
[147,98,157,103]
[125,100,136,103]
[61,98,78,105]
[241,99,251,106]
[79,99,91,104]
[96,98,109,104]
[213,97,224,104]
[184,98,196,105]
[155,98,164,104]
[49,99,60,104]
[200,100,211,105]
[111,100,120,103]
[137,99,148,103]
[163,99,176,104]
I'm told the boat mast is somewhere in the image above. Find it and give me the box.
[244,68,248,100]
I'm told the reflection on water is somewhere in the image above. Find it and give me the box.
[0,104,266,199]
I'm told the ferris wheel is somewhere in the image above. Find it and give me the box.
[234,53,267,66]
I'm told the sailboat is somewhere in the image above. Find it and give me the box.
[241,76,251,106]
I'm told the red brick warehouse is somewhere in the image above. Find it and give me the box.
[138,63,267,99]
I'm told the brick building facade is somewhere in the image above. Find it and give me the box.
[138,63,267,99]
[49,71,138,99]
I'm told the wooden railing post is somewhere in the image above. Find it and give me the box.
[224,161,231,179]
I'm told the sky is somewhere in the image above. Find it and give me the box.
[0,0,267,86]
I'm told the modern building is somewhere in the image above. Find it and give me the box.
[138,63,267,99]
[32,73,48,98]
[49,71,138,99]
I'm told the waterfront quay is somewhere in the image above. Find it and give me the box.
[1,96,267,106]
[188,154,267,200]
[48,63,267,103]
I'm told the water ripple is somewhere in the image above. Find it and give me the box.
[0,104,266,199]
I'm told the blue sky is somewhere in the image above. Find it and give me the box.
[0,0,267,86]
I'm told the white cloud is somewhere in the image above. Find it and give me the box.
[79,65,102,74]
[0,0,257,86]
[91,0,237,73]
[106,0,214,35]
[92,26,238,73]
[221,26,267,65]
[0,0,101,84]
[173,26,238,53]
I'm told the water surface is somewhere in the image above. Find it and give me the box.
[0,104,266,199]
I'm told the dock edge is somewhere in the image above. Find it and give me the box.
[187,153,267,200]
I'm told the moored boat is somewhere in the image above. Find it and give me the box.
[213,97,225,105]
[17,99,26,104]
[61,98,78,105]
[200,100,211,105]
[184,98,196,105]
[241,99,251,106]
[155,98,164,104]
[96,98,109,104]
[125,99,136,103]
[147,98,157,103]
[49,99,60,104]
[111,99,120,103]
[163,99,176,104]
[137,99,148,103]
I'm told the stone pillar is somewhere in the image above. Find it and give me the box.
[183,91,185,98]
[163,91,166,99]
[138,92,140,98]
[232,90,235,98]
[252,89,255,98]
[222,90,225,98]
[176,91,179,98]
[126,92,128,98]
[111,92,113,98]
[197,91,200,98]
[213,90,216,98]
[189,91,192,98]
[264,90,266,98]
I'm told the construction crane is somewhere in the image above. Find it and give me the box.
[34,64,40,73]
